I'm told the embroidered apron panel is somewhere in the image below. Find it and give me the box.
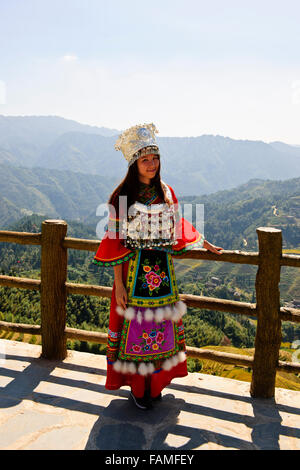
[118,315,181,362]
[126,249,179,308]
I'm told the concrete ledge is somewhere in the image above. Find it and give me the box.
[0,339,299,450]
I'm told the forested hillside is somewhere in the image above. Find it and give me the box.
[181,177,300,251]
[0,163,116,227]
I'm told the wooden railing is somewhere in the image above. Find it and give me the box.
[0,219,300,399]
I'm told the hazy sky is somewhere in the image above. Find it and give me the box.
[1,0,300,144]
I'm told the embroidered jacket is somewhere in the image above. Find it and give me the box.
[92,181,205,267]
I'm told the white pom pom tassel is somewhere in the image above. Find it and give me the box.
[161,352,186,371]
[120,361,129,374]
[176,301,187,317]
[127,362,137,374]
[136,310,143,324]
[116,306,125,316]
[171,356,177,368]
[138,363,149,376]
[137,362,155,376]
[163,306,173,320]
[113,360,138,375]
[172,306,182,323]
[147,362,155,374]
[144,308,154,322]
[154,308,164,323]
[162,358,172,371]
[124,307,135,320]
[178,351,186,363]
[113,360,122,373]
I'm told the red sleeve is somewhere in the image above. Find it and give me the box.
[92,192,136,267]
[167,184,205,255]
[92,230,136,267]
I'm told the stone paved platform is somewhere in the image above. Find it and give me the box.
[0,339,299,450]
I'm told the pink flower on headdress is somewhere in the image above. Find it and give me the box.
[132,345,141,353]
[154,265,159,271]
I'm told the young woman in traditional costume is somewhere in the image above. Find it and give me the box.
[92,123,223,409]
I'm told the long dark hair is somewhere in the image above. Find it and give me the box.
[108,155,172,217]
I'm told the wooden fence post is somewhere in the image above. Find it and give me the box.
[40,220,68,360]
[250,227,282,398]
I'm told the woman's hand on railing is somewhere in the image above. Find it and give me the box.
[115,281,128,309]
[203,239,224,255]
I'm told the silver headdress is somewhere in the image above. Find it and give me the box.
[114,123,160,167]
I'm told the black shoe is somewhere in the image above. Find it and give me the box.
[144,389,162,402]
[130,392,152,410]
[152,392,162,401]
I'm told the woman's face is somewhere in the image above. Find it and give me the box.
[137,153,160,183]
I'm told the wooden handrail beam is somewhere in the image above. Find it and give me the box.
[0,231,41,245]
[281,253,300,268]
[0,320,41,335]
[0,275,41,290]
[65,282,112,298]
[279,306,300,323]
[181,293,257,317]
[62,237,100,251]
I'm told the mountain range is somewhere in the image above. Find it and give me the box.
[0,115,300,196]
